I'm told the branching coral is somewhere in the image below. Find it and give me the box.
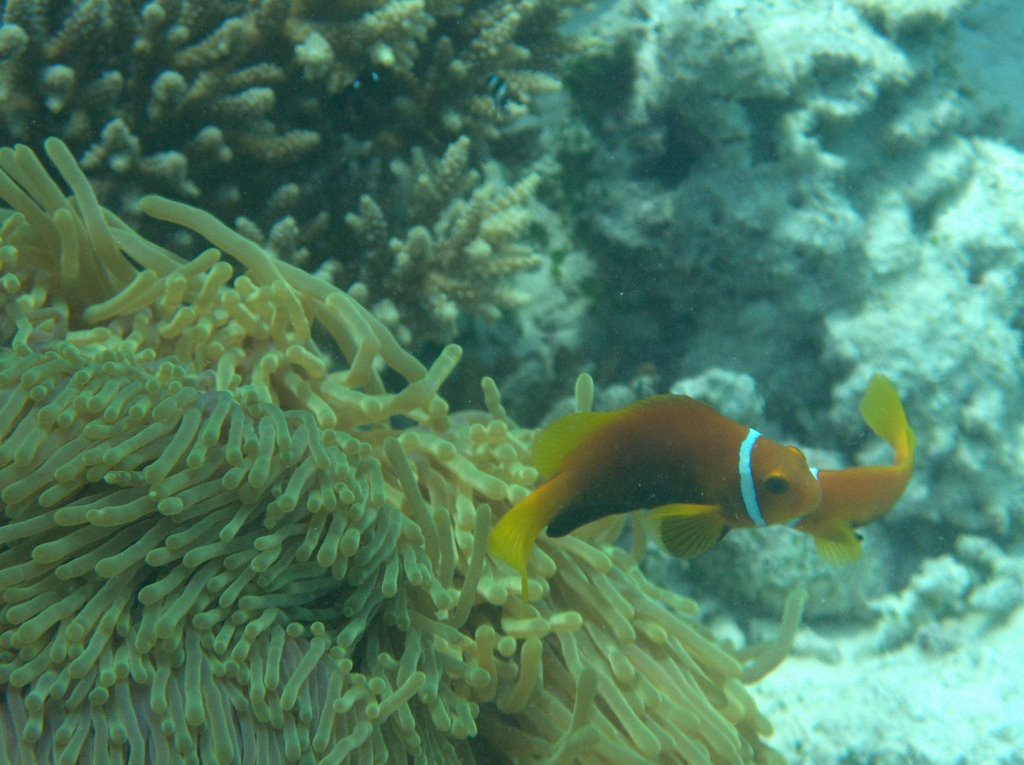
[0,0,570,348]
[345,136,543,345]
[0,0,570,167]
[1,139,787,764]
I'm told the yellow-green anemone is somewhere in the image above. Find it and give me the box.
[0,139,791,765]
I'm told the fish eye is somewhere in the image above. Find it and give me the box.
[764,475,789,494]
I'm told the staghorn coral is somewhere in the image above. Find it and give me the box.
[345,135,543,345]
[0,0,570,164]
[0,139,792,763]
[0,0,572,350]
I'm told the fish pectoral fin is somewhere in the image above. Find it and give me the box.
[649,503,724,559]
[809,520,864,564]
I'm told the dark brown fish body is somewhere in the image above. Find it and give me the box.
[488,392,822,598]
[546,398,750,536]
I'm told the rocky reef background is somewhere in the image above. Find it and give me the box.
[544,1,1024,762]
[560,0,1024,618]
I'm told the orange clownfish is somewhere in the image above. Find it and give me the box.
[489,389,823,596]
[488,373,915,597]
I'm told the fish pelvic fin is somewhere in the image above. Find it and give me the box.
[808,519,864,564]
[648,503,724,559]
[488,480,566,600]
[860,374,917,466]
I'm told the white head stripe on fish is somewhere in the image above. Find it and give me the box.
[738,428,766,527]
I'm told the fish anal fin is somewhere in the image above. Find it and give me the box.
[531,411,618,478]
[810,521,864,565]
[649,503,724,559]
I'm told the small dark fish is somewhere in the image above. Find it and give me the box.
[487,73,512,110]
[351,70,381,91]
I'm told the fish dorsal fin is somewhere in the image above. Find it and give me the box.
[627,393,712,415]
[860,374,916,462]
[532,395,707,479]
[812,521,863,564]
[648,503,724,559]
[531,410,619,478]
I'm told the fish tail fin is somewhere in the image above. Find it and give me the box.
[489,480,566,600]
[860,374,917,466]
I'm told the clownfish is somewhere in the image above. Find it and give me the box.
[792,373,916,563]
[488,374,915,597]
[489,390,823,597]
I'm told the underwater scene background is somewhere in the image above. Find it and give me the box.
[1,0,1021,763]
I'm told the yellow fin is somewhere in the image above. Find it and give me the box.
[532,395,703,478]
[488,480,566,600]
[649,503,724,559]
[489,506,543,599]
[531,410,618,478]
[860,374,917,462]
[812,522,864,564]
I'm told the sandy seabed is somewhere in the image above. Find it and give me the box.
[756,607,1024,765]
